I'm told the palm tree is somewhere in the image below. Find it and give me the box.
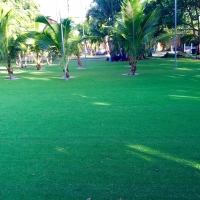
[16,31,55,70]
[70,35,84,68]
[0,4,16,79]
[40,17,75,77]
[56,18,74,77]
[108,0,159,75]
[16,15,56,70]
[0,1,40,78]
[22,15,80,76]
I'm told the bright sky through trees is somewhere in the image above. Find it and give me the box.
[34,0,92,22]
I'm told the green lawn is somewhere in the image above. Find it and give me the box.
[0,57,200,199]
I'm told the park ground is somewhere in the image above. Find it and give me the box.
[0,56,200,199]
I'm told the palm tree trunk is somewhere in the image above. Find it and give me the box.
[24,54,27,67]
[35,53,41,70]
[7,54,15,79]
[77,55,83,68]
[17,53,23,67]
[129,57,137,75]
[65,57,70,78]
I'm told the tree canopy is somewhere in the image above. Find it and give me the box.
[145,0,200,44]
[85,0,123,46]
[1,0,40,32]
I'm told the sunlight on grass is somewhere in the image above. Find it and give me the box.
[168,75,186,78]
[168,76,178,78]
[0,70,22,74]
[169,94,200,100]
[55,147,68,154]
[80,95,87,98]
[177,68,196,71]
[92,102,111,106]
[127,144,200,170]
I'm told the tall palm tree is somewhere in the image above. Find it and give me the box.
[57,18,74,77]
[108,0,159,75]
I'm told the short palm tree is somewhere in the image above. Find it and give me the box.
[16,16,56,70]
[24,15,82,76]
[38,17,74,77]
[109,0,159,75]
[0,4,17,79]
[70,35,85,68]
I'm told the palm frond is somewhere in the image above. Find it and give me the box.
[35,15,55,32]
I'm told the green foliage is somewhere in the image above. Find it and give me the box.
[0,2,20,75]
[69,35,84,57]
[0,0,40,74]
[144,0,177,30]
[86,0,123,26]
[107,0,159,73]
[0,4,14,57]
[1,0,40,32]
[145,0,200,44]
[86,0,123,43]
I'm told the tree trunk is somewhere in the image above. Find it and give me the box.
[104,35,110,55]
[47,55,52,65]
[77,55,83,68]
[129,57,137,75]
[65,58,70,78]
[7,54,15,79]
[65,66,70,78]
[36,63,41,70]
[35,54,42,70]
[24,54,27,67]
[17,53,23,67]
[66,71,70,78]
[9,71,15,79]
[147,42,152,57]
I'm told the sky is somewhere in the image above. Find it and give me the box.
[34,0,93,23]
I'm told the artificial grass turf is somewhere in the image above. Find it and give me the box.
[0,57,200,199]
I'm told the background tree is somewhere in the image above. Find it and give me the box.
[178,0,200,56]
[2,0,40,32]
[87,0,123,26]
[86,0,123,53]
[145,0,200,55]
